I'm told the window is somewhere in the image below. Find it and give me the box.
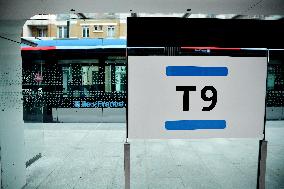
[62,67,71,97]
[82,66,99,97]
[104,65,126,93]
[115,66,126,92]
[107,26,115,38]
[57,26,67,38]
[104,56,126,92]
[37,27,47,37]
[82,26,90,38]
[94,25,103,31]
[105,66,112,92]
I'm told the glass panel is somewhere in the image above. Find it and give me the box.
[105,66,112,92]
[267,74,275,90]
[63,26,67,38]
[62,67,70,97]
[71,64,82,97]
[37,28,47,37]
[82,27,89,38]
[106,56,126,64]
[107,26,115,37]
[82,66,99,97]
[94,25,103,31]
[115,66,126,92]
[58,27,62,38]
[22,60,44,122]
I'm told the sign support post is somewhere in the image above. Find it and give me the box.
[124,142,130,189]
[257,140,268,189]
[257,50,269,189]
[124,35,130,189]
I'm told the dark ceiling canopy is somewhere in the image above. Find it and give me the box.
[127,17,284,49]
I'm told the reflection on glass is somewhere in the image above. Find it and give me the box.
[62,67,71,97]
[267,74,275,90]
[82,66,99,97]
[57,26,67,38]
[115,66,126,92]
[105,66,112,92]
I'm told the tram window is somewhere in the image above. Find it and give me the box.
[23,64,42,85]
[115,66,126,92]
[82,66,99,97]
[267,74,275,90]
[104,65,126,92]
[105,66,112,92]
[62,67,71,97]
[105,56,126,93]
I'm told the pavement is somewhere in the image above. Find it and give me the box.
[23,121,284,189]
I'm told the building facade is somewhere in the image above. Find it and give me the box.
[22,14,126,40]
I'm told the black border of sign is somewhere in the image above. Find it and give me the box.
[127,17,284,49]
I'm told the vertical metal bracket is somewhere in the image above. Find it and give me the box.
[124,142,130,189]
[257,140,268,189]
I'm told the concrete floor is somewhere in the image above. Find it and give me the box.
[23,121,284,189]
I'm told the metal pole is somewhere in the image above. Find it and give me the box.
[125,16,130,189]
[124,142,130,189]
[257,140,268,189]
[257,49,269,189]
[0,146,2,189]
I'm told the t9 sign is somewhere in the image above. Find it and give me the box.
[176,86,217,111]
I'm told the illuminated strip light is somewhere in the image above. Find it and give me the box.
[21,46,56,51]
[266,49,284,51]
[181,47,281,51]
[241,48,267,51]
[241,48,284,51]
[181,47,241,50]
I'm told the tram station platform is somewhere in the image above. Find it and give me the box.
[23,121,284,189]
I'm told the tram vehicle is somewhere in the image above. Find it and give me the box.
[21,39,284,122]
[21,38,127,122]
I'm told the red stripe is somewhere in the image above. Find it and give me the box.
[21,46,56,51]
[181,47,241,50]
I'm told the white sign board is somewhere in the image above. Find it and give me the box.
[128,56,267,139]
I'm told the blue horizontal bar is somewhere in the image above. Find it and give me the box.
[165,120,226,130]
[166,66,228,76]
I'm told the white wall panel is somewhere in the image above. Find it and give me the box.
[0,20,26,189]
